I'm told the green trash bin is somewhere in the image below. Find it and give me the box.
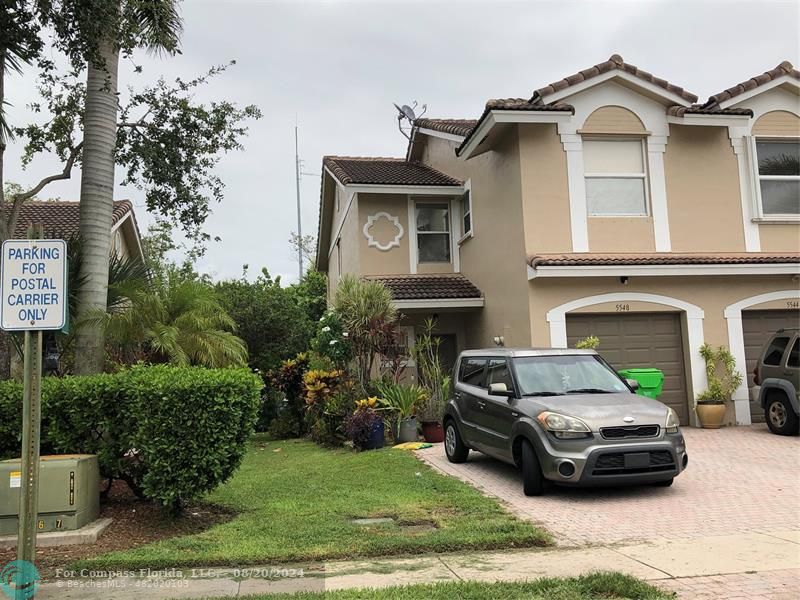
[618,368,665,399]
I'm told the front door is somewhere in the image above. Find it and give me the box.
[478,358,517,460]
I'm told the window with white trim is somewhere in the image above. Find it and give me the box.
[583,139,648,216]
[461,190,472,237]
[755,139,800,216]
[416,203,451,262]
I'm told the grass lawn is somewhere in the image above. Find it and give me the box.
[74,435,550,570]
[201,572,673,600]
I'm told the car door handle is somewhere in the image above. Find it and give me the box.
[454,392,462,400]
[477,401,486,409]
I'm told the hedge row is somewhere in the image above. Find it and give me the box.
[0,365,262,511]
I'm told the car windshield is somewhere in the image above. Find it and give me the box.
[512,354,630,396]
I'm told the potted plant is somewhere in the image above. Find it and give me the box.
[695,344,743,429]
[345,397,385,450]
[412,319,451,443]
[417,375,449,442]
[376,381,426,443]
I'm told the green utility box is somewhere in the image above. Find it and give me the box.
[0,454,99,535]
[618,368,665,400]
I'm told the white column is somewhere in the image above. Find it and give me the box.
[729,132,761,251]
[547,315,568,348]
[560,133,589,252]
[685,314,708,428]
[724,309,752,425]
[647,136,671,252]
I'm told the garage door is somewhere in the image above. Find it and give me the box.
[567,313,689,424]
[742,309,800,423]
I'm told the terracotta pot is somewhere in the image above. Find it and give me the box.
[696,403,727,429]
[421,421,444,443]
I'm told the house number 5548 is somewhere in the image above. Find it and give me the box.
[615,304,630,312]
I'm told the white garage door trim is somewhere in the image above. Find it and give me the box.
[724,290,800,426]
[547,292,707,416]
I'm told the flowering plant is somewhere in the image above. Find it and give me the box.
[311,311,353,367]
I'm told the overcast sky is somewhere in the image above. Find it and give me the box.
[4,0,799,283]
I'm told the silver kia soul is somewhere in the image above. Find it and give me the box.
[443,348,688,496]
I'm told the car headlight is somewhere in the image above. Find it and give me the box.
[665,408,680,434]
[537,411,592,439]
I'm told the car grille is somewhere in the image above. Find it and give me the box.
[600,425,660,440]
[592,450,676,476]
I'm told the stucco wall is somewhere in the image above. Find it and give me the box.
[518,123,573,254]
[664,125,747,252]
[358,193,411,275]
[421,133,532,348]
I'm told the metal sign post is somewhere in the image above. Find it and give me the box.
[0,228,67,599]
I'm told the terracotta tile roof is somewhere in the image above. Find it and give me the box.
[367,274,482,300]
[705,61,799,107]
[532,54,698,104]
[323,156,462,186]
[414,118,478,138]
[13,200,133,238]
[529,252,800,268]
[455,100,574,156]
[666,105,753,117]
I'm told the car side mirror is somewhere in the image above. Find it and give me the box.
[488,382,515,398]
[626,378,640,391]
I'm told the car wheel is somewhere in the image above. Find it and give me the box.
[444,421,469,463]
[653,478,673,487]
[766,394,800,436]
[521,439,544,496]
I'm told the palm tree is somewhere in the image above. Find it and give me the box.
[90,275,248,368]
[0,1,43,239]
[73,0,182,374]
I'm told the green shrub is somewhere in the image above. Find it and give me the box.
[0,366,262,512]
[0,381,23,459]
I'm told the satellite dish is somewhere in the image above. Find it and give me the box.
[393,100,427,140]
[400,104,416,121]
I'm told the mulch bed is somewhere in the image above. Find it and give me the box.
[0,480,236,578]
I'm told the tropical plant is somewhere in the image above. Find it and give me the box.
[344,397,383,450]
[86,274,248,368]
[376,381,427,419]
[412,319,452,422]
[264,352,310,436]
[575,335,600,350]
[332,274,399,390]
[696,344,743,405]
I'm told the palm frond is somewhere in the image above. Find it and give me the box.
[127,0,183,55]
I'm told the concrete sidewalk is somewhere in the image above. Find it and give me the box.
[37,529,800,599]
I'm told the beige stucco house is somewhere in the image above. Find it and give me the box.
[316,55,800,427]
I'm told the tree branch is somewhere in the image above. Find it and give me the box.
[4,141,83,239]
[15,141,82,203]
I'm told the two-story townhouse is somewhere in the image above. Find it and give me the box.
[316,55,800,427]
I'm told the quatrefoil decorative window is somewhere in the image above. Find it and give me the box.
[362,212,404,251]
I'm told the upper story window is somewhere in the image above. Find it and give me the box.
[583,139,648,216]
[461,190,472,237]
[416,203,451,262]
[755,139,800,215]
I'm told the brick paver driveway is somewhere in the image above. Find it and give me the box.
[418,424,798,546]
[418,424,800,599]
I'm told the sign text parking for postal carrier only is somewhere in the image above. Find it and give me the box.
[0,239,67,331]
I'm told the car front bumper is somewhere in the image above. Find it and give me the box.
[531,431,687,486]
